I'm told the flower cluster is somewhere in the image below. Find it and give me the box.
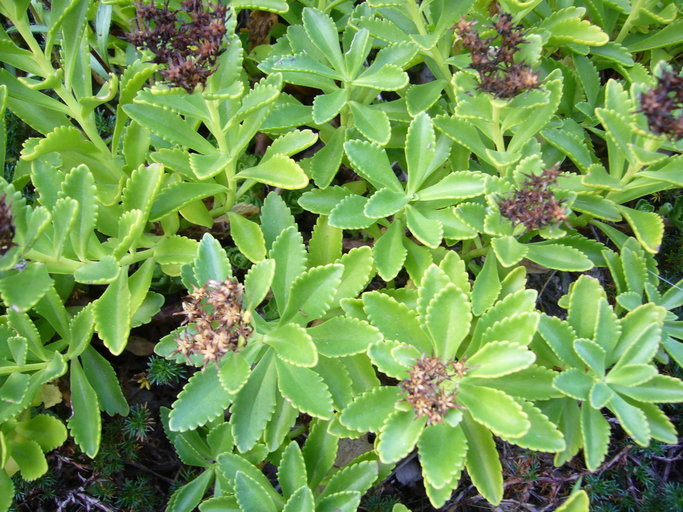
[175,279,252,367]
[498,166,567,231]
[128,0,228,92]
[0,194,16,256]
[638,69,683,140]
[400,357,464,425]
[455,13,540,98]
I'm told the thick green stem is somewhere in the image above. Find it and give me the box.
[25,250,82,273]
[0,362,47,376]
[615,0,643,43]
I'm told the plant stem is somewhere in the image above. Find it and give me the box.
[0,362,47,376]
[615,0,643,43]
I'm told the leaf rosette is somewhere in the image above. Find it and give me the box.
[339,254,564,507]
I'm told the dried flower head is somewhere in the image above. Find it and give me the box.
[400,357,465,425]
[498,165,567,231]
[128,0,229,92]
[638,69,683,140]
[455,13,540,98]
[174,278,252,367]
[0,194,16,256]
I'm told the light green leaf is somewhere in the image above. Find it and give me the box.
[555,490,590,512]
[124,103,215,153]
[166,470,214,512]
[525,244,593,271]
[418,422,467,489]
[461,414,503,505]
[353,64,408,91]
[227,212,266,264]
[68,359,101,458]
[74,256,119,284]
[406,205,442,248]
[244,259,276,310]
[363,292,433,353]
[231,354,277,453]
[343,140,403,192]
[302,8,345,74]
[554,369,595,400]
[608,393,650,446]
[234,471,277,512]
[194,233,231,284]
[282,486,314,512]
[0,263,52,313]
[491,236,528,267]
[378,410,426,463]
[308,317,381,357]
[511,401,565,452]
[606,364,657,387]
[416,171,486,202]
[278,441,308,499]
[276,359,333,419]
[60,164,97,261]
[349,102,391,145]
[6,440,46,482]
[329,194,375,229]
[580,405,610,471]
[219,352,250,394]
[270,227,307,312]
[311,127,345,188]
[458,383,529,438]
[425,284,471,361]
[302,419,337,488]
[574,338,606,377]
[169,366,233,431]
[265,323,318,367]
[471,252,500,317]
[467,342,535,378]
[613,375,683,403]
[236,154,309,189]
[364,188,408,219]
[308,215,342,266]
[93,269,130,355]
[617,206,664,254]
[340,386,402,432]
[312,89,347,125]
[80,346,128,416]
[149,183,226,221]
[374,220,407,282]
[280,264,344,324]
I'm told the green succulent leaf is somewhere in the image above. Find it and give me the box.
[425,284,471,361]
[231,354,277,453]
[68,359,101,458]
[461,413,503,505]
[278,441,308,499]
[467,341,535,379]
[418,421,467,489]
[280,264,344,324]
[580,405,610,471]
[169,366,233,432]
[276,358,333,419]
[458,383,530,438]
[378,410,426,463]
[340,386,403,432]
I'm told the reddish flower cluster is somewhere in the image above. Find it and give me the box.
[455,13,540,98]
[174,279,252,367]
[128,0,228,92]
[0,194,16,256]
[400,357,465,425]
[498,166,567,231]
[638,70,683,140]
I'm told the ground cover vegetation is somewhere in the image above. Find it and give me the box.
[0,0,681,510]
